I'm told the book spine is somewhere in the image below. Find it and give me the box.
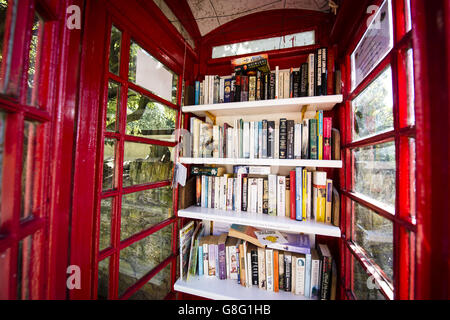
[309,119,318,160]
[279,252,285,291]
[268,174,277,216]
[277,176,286,217]
[257,178,264,214]
[313,172,327,222]
[317,110,323,160]
[199,81,204,104]
[257,247,266,289]
[300,63,308,97]
[253,121,259,158]
[246,251,252,287]
[316,49,322,97]
[209,176,214,208]
[226,245,230,279]
[308,53,315,97]
[306,172,312,220]
[285,177,291,218]
[273,250,279,292]
[295,255,306,295]
[249,121,255,159]
[219,77,225,103]
[263,178,269,214]
[243,122,250,158]
[293,71,300,97]
[198,244,203,276]
[195,81,200,105]
[321,48,328,96]
[274,124,279,159]
[256,71,262,100]
[208,242,216,276]
[284,253,292,292]
[295,167,303,221]
[251,249,259,285]
[214,176,220,209]
[275,66,279,99]
[311,256,321,299]
[227,178,233,211]
[302,120,309,159]
[249,75,256,101]
[219,242,227,280]
[241,76,248,101]
[321,256,332,300]
[269,72,275,99]
[304,253,312,298]
[302,168,308,220]
[323,117,332,160]
[262,120,268,158]
[326,179,333,224]
[242,176,248,212]
[264,73,269,100]
[203,241,209,277]
[196,176,201,206]
[234,75,241,102]
[258,121,263,158]
[279,118,287,159]
[287,120,295,159]
[289,170,296,220]
[294,123,302,159]
[283,70,290,99]
[265,249,274,291]
[229,244,238,280]
[267,121,275,158]
[224,78,231,103]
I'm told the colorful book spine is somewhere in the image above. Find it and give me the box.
[224,77,232,103]
[304,253,312,298]
[277,176,286,217]
[198,242,203,276]
[302,119,309,159]
[218,234,227,280]
[195,81,200,105]
[196,176,201,206]
[287,120,295,159]
[323,117,332,160]
[289,170,296,220]
[313,171,327,223]
[273,250,279,292]
[309,119,318,160]
[302,168,308,220]
[295,167,303,221]
[258,121,263,158]
[316,111,323,160]
[326,179,333,224]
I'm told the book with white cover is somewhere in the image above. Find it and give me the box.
[294,254,306,295]
[248,166,271,175]
[226,177,234,211]
[243,121,250,158]
[213,125,220,158]
[257,247,266,289]
[294,123,302,159]
[227,127,233,158]
[249,178,258,213]
[277,176,286,217]
[219,176,226,210]
[249,121,255,159]
[268,174,277,216]
[214,176,220,209]
[265,248,274,291]
[208,176,213,208]
[257,178,264,214]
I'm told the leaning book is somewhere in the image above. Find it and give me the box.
[264,232,311,254]
[179,221,195,280]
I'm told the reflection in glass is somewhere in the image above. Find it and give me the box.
[120,186,173,240]
[128,264,171,300]
[353,202,393,281]
[123,142,173,187]
[118,224,173,297]
[409,138,416,223]
[102,139,116,191]
[98,257,110,300]
[27,13,43,106]
[352,67,394,141]
[106,81,120,132]
[99,198,113,251]
[405,49,415,125]
[0,112,5,224]
[109,25,121,75]
[17,235,33,300]
[353,141,396,208]
[128,41,178,104]
[21,121,37,220]
[353,257,387,300]
[126,89,176,141]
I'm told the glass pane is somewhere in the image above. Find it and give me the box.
[21,121,37,220]
[26,13,43,106]
[118,224,173,297]
[0,0,10,89]
[128,263,171,300]
[409,138,416,223]
[353,257,387,300]
[126,89,176,141]
[212,30,315,58]
[405,49,415,125]
[352,67,394,141]
[102,138,116,191]
[353,141,396,209]
[353,202,393,281]
[129,41,178,104]
[123,141,173,187]
[17,235,33,300]
[405,0,412,32]
[0,112,5,224]
[109,25,121,75]
[98,257,110,300]
[120,186,173,240]
[106,81,120,132]
[99,198,113,251]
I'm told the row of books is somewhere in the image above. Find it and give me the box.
[187,110,338,160]
[180,222,336,300]
[192,165,339,225]
[192,48,328,105]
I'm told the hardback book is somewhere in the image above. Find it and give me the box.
[265,232,311,255]
[224,77,232,103]
[273,250,279,292]
[191,166,226,176]
[195,176,201,206]
[321,48,328,96]
[249,244,259,286]
[332,128,340,160]
[257,247,266,289]
[285,177,291,218]
[228,224,264,248]
[295,167,303,221]
[300,63,309,97]
[279,251,285,291]
[208,176,213,209]
[308,53,315,97]
[323,117,332,160]
[217,233,228,280]
[318,243,333,300]
[284,253,292,292]
[310,249,321,299]
[289,170,296,220]
[248,75,256,101]
[279,118,287,159]
[316,111,324,160]
[332,187,340,227]
[325,179,333,224]
[287,120,295,159]
[277,176,286,217]
[262,120,268,158]
[267,121,275,158]
[294,123,302,159]
[241,176,248,212]
[268,174,277,216]
[243,121,250,158]
[316,49,322,98]
[309,119,318,160]
[179,221,195,280]
[301,119,309,159]
[257,178,264,214]
[226,177,234,211]
[304,253,312,298]
[313,171,327,223]
[263,178,269,214]
[265,248,274,291]
[293,253,306,295]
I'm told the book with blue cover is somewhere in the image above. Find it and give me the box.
[304,253,312,298]
[195,81,200,105]
[295,167,303,220]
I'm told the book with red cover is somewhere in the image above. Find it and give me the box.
[289,170,296,220]
[323,117,332,160]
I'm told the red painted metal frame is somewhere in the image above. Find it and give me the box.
[338,0,421,300]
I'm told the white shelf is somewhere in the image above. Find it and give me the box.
[178,206,341,238]
[179,157,342,168]
[174,276,312,300]
[182,95,343,117]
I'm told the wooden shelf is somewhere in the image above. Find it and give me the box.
[179,157,342,168]
[178,206,341,238]
[174,276,312,300]
[182,95,343,117]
